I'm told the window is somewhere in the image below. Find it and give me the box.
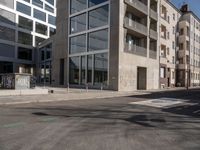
[160,67,165,78]
[89,5,109,29]
[172,56,175,64]
[17,2,31,16]
[35,36,45,46]
[94,53,108,85]
[69,57,80,84]
[180,28,184,35]
[88,29,108,51]
[50,27,56,36]
[70,34,86,54]
[18,31,32,45]
[172,41,175,49]
[0,43,15,58]
[46,0,54,6]
[22,0,30,2]
[0,8,15,25]
[35,22,47,35]
[34,9,46,22]
[0,25,15,42]
[89,0,108,7]
[70,0,87,14]
[48,15,56,25]
[18,16,33,31]
[70,13,86,34]
[32,0,43,8]
[172,71,175,79]
[45,4,54,13]
[18,47,32,60]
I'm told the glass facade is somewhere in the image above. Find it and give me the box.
[18,31,32,45]
[17,2,31,16]
[18,16,33,31]
[36,22,48,35]
[18,47,32,60]
[69,0,109,86]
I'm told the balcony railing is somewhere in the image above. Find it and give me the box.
[125,43,147,57]
[150,9,158,20]
[124,17,148,36]
[125,0,148,15]
[150,29,158,40]
[149,50,157,59]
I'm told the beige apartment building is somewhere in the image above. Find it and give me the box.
[177,5,200,87]
[159,0,181,88]
[37,0,200,91]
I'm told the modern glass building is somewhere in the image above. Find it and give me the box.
[68,0,109,87]
[0,0,56,74]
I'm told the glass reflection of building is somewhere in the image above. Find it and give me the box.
[69,0,109,86]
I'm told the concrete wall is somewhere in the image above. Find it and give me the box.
[51,0,68,87]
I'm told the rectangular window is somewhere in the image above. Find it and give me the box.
[17,2,31,16]
[69,57,80,84]
[94,53,108,85]
[89,5,109,29]
[48,15,56,25]
[0,25,15,42]
[18,31,32,45]
[70,34,86,54]
[50,27,56,36]
[70,13,86,34]
[35,36,46,46]
[32,0,43,8]
[18,16,33,31]
[45,4,54,13]
[70,0,87,14]
[46,0,54,6]
[0,43,15,58]
[18,47,32,60]
[34,9,46,22]
[35,22,47,35]
[89,0,108,7]
[88,29,108,51]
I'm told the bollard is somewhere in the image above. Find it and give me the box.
[86,84,88,92]
[67,83,69,93]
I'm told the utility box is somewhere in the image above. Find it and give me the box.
[0,74,35,90]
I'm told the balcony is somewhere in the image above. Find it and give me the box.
[125,43,147,57]
[150,29,158,40]
[124,17,148,36]
[149,50,157,59]
[124,0,148,15]
[150,9,158,20]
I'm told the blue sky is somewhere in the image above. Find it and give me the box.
[170,0,200,18]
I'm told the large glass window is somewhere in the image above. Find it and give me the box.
[32,0,43,8]
[87,55,93,84]
[48,15,56,25]
[88,29,108,51]
[0,25,15,42]
[89,5,109,29]
[35,22,47,35]
[0,43,15,58]
[17,2,31,16]
[70,34,86,54]
[81,56,86,84]
[50,27,56,36]
[0,8,15,25]
[46,0,54,6]
[45,4,54,13]
[18,47,32,60]
[89,0,108,7]
[18,16,33,31]
[35,36,46,46]
[70,13,86,34]
[18,31,32,45]
[34,9,46,22]
[94,53,108,85]
[70,0,87,14]
[69,57,80,84]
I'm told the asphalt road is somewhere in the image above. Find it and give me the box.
[0,89,200,150]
